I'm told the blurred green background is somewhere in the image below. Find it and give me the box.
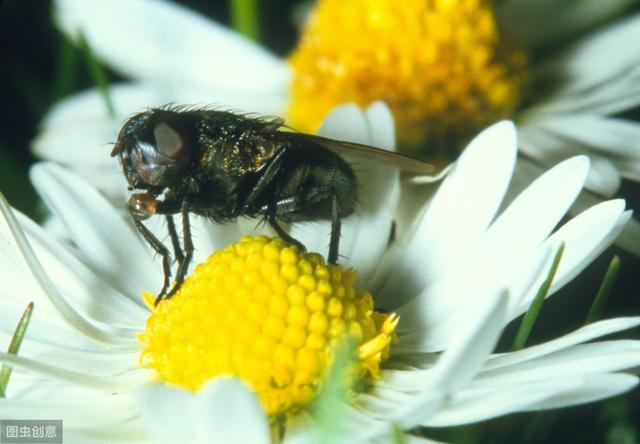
[0,1,638,442]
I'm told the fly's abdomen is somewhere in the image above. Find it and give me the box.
[251,143,357,222]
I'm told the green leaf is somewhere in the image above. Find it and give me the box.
[230,0,260,41]
[586,255,620,324]
[512,243,565,351]
[391,424,407,444]
[52,34,78,102]
[77,32,115,117]
[0,302,34,397]
[313,337,357,444]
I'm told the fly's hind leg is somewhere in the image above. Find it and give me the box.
[267,214,306,252]
[267,189,344,264]
[328,192,341,264]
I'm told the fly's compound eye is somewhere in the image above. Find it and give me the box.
[154,121,188,159]
[130,116,193,187]
[128,192,157,220]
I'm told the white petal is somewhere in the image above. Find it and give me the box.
[40,83,163,128]
[380,293,508,433]
[316,103,372,144]
[534,70,640,121]
[379,121,517,305]
[485,317,640,370]
[375,294,508,429]
[0,194,134,345]
[425,373,637,427]
[613,216,640,257]
[39,82,285,130]
[524,116,640,182]
[498,0,636,49]
[364,101,396,150]
[54,0,289,93]
[520,374,638,411]
[137,384,198,443]
[477,341,640,386]
[535,13,640,95]
[519,123,622,196]
[197,378,270,444]
[544,201,627,294]
[397,157,590,351]
[426,291,507,391]
[30,163,161,298]
[0,300,107,352]
[0,352,148,390]
[508,199,627,318]
[508,157,640,257]
[14,211,149,326]
[64,420,151,444]
[570,189,640,258]
[188,216,244,263]
[423,378,585,426]
[0,333,138,376]
[0,395,139,429]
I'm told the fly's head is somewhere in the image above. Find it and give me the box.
[112,109,193,220]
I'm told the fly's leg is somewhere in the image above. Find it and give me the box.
[268,215,306,252]
[266,189,343,263]
[131,217,172,303]
[244,147,308,251]
[328,192,341,264]
[166,215,184,264]
[166,204,194,300]
[243,148,288,209]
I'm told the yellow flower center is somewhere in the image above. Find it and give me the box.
[138,236,397,417]
[288,0,528,161]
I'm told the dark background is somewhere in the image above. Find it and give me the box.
[0,1,638,442]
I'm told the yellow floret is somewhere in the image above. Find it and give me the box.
[288,0,528,161]
[138,236,397,417]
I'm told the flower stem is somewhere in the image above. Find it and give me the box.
[0,302,34,397]
[230,0,260,41]
[78,31,115,118]
[312,338,356,444]
[52,34,78,102]
[512,243,565,351]
[585,255,620,324]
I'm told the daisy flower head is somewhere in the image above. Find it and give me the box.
[34,0,640,256]
[4,105,640,443]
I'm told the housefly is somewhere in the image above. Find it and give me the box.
[111,107,437,303]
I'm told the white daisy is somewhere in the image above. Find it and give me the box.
[4,107,640,443]
[33,0,640,256]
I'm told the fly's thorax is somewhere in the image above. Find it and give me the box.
[194,116,280,177]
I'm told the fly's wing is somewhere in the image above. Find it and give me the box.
[284,133,437,175]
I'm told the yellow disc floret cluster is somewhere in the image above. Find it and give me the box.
[288,0,528,160]
[138,236,398,417]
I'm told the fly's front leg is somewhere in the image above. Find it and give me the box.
[131,216,172,303]
[166,215,184,264]
[167,204,194,298]
[328,192,342,264]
